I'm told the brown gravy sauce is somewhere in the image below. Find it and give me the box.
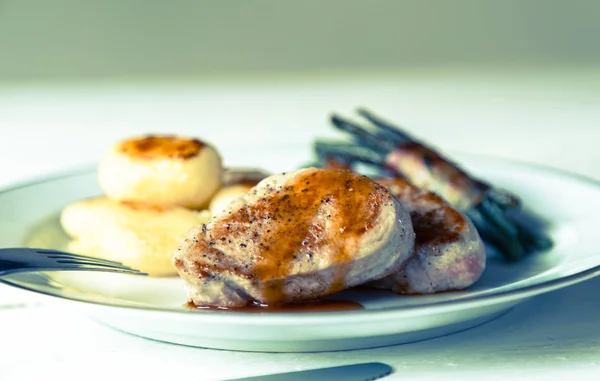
[119,135,205,160]
[185,299,364,313]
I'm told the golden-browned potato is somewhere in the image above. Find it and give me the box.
[98,135,222,209]
[60,197,211,276]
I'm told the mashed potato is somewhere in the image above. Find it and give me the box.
[98,135,222,209]
[60,197,211,276]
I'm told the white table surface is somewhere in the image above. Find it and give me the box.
[1,71,600,380]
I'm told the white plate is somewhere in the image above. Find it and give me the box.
[1,149,600,353]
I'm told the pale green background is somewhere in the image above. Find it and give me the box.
[1,0,599,84]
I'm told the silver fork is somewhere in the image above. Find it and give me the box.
[0,248,146,277]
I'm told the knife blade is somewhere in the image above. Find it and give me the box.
[225,362,393,381]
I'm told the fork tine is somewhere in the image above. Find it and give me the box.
[54,259,142,272]
[36,249,126,266]
[50,265,147,276]
[46,254,126,267]
[39,249,142,271]
[73,266,147,275]
[0,248,148,277]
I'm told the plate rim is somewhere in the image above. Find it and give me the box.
[2,153,600,323]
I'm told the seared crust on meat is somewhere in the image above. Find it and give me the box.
[174,168,416,307]
[369,178,486,293]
